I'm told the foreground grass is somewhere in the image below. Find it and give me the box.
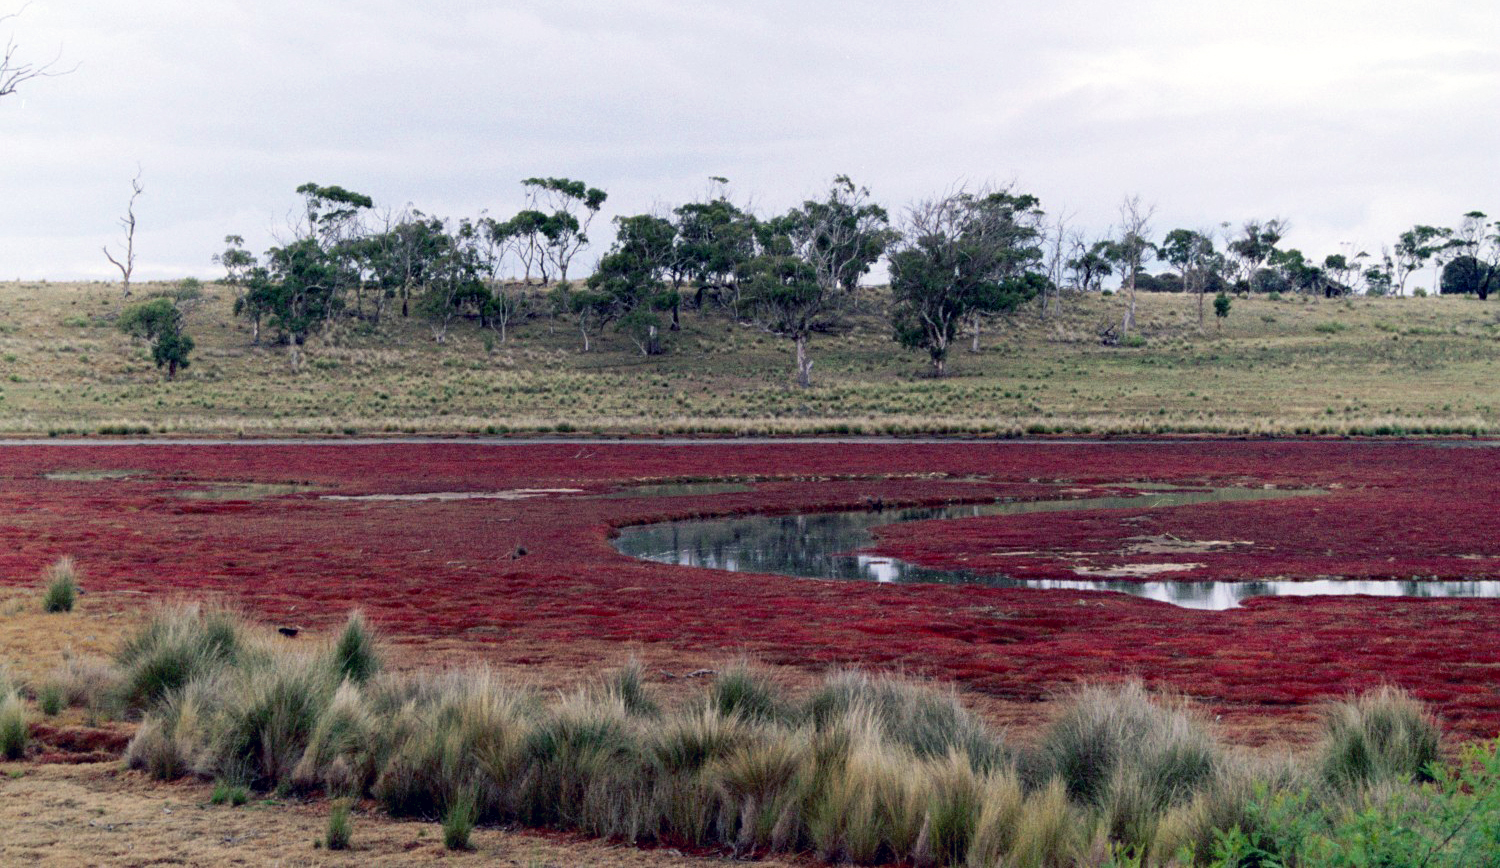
[2,280,1500,436]
[6,602,1498,866]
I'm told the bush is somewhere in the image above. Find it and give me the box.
[41,556,79,613]
[207,655,337,789]
[1319,686,1441,790]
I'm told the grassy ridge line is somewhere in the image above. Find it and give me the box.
[3,281,1500,436]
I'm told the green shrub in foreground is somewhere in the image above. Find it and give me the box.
[1319,685,1441,790]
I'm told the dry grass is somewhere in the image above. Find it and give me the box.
[1,280,1499,436]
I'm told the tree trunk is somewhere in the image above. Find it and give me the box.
[969,313,982,353]
[794,334,812,388]
[1197,279,1205,328]
[1122,276,1137,337]
[166,359,177,380]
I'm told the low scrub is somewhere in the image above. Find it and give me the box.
[0,672,30,760]
[41,556,79,613]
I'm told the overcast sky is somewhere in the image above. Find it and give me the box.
[1,0,1496,283]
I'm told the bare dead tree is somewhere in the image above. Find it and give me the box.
[1040,208,1074,318]
[1,5,73,100]
[103,168,143,296]
[1116,194,1156,339]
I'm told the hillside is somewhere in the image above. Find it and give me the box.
[1,280,1497,437]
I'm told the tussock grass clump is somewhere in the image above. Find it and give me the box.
[47,654,121,711]
[708,663,790,725]
[594,660,660,718]
[518,691,653,839]
[114,604,251,710]
[326,799,353,850]
[0,672,30,760]
[803,671,1008,771]
[372,669,536,820]
[327,610,381,685]
[207,654,338,789]
[443,789,477,851]
[41,556,79,613]
[1039,682,1219,810]
[1319,685,1441,789]
[37,682,64,717]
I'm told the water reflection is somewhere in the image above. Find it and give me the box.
[611,487,1500,609]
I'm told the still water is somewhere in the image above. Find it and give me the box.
[612,487,1500,610]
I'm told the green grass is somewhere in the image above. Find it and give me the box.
[0,674,29,760]
[40,556,78,613]
[326,798,353,850]
[3,281,1500,436]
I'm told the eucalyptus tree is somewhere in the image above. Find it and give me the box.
[889,186,1048,375]
[102,169,144,297]
[740,176,893,387]
[1392,225,1452,296]
[1225,218,1287,294]
[1160,228,1218,326]
[586,214,679,354]
[118,298,194,380]
[416,218,488,344]
[521,177,607,283]
[1065,236,1114,293]
[675,183,759,309]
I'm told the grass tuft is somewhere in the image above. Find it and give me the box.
[327,610,381,685]
[326,799,353,850]
[41,556,79,613]
[443,789,477,851]
[0,674,29,760]
[1319,685,1441,789]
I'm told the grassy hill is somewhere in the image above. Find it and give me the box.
[1,279,1498,437]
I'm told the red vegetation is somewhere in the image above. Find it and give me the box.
[3,440,1500,741]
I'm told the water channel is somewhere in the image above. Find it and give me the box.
[611,486,1500,610]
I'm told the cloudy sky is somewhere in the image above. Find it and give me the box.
[1,0,1496,283]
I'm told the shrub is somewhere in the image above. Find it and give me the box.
[1319,686,1441,790]
[326,799,353,850]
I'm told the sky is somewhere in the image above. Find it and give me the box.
[0,0,1496,284]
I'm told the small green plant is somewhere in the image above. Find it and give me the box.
[326,799,353,850]
[38,683,64,717]
[210,779,250,806]
[1213,292,1231,329]
[443,789,477,851]
[0,679,29,760]
[42,556,79,613]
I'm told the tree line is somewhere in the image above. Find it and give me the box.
[207,175,1500,384]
